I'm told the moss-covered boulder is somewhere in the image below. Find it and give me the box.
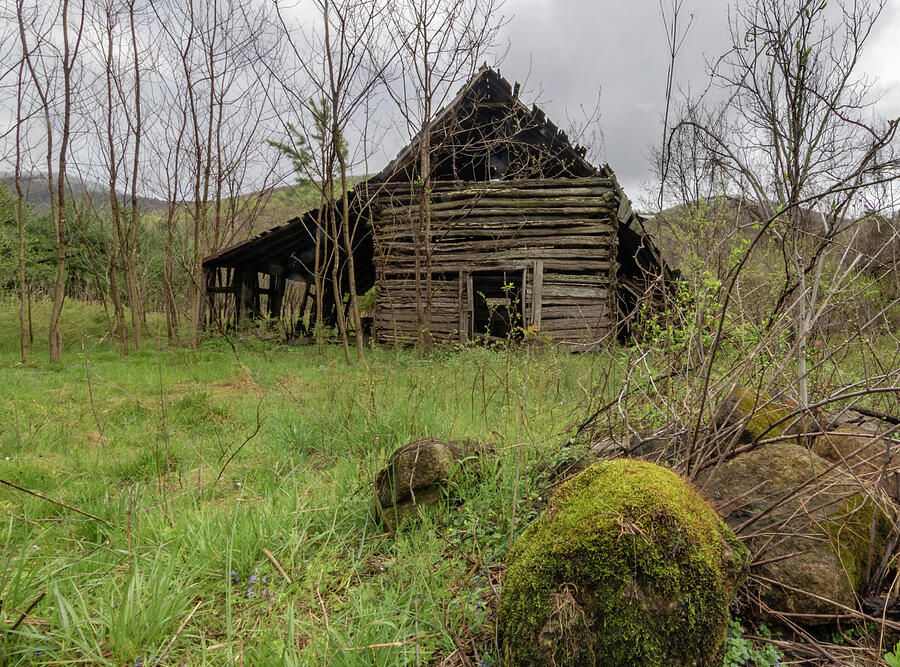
[697,442,891,623]
[499,460,747,666]
[712,385,811,445]
[374,438,453,531]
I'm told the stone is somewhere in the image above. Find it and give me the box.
[379,485,443,533]
[812,421,900,500]
[499,459,747,667]
[374,438,483,531]
[711,385,811,446]
[697,442,890,624]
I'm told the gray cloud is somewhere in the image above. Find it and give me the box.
[497,0,900,200]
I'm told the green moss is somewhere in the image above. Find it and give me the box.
[499,460,747,667]
[826,494,892,590]
[731,387,796,441]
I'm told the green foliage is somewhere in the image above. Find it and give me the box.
[267,122,312,186]
[885,642,900,667]
[357,286,375,313]
[0,182,112,299]
[722,619,783,666]
[270,98,349,190]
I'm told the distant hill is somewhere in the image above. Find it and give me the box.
[0,174,168,215]
[646,195,894,278]
[0,174,359,227]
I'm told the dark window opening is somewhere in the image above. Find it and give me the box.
[471,271,524,339]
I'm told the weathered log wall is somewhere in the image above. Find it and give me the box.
[369,177,619,349]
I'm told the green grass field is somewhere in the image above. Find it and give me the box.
[0,298,624,665]
[3,297,896,665]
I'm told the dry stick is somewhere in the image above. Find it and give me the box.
[562,364,696,450]
[82,337,124,478]
[152,599,202,666]
[0,478,116,528]
[262,548,292,585]
[343,633,439,651]
[855,406,900,425]
[753,574,900,632]
[509,344,531,548]
[214,398,264,485]
[9,592,45,632]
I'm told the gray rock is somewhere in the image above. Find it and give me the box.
[374,438,483,531]
[697,442,890,624]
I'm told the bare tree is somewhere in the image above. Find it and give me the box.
[17,0,87,362]
[153,0,280,347]
[385,0,507,351]
[97,0,130,353]
[122,0,145,349]
[262,0,395,362]
[667,0,899,405]
[14,60,29,363]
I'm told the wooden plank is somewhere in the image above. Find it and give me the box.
[425,206,616,220]
[539,306,609,319]
[376,223,617,241]
[543,273,608,285]
[386,236,614,254]
[373,176,615,194]
[541,284,611,299]
[381,280,459,290]
[381,248,612,263]
[532,260,543,328]
[384,259,613,274]
[466,273,474,339]
[382,186,615,203]
[539,323,614,336]
[380,314,460,325]
[385,196,617,213]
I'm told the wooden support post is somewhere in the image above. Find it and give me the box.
[268,275,285,320]
[248,272,262,321]
[200,266,211,330]
[521,266,528,329]
[466,273,474,339]
[532,259,543,329]
[237,270,254,325]
[458,272,467,343]
[296,282,310,333]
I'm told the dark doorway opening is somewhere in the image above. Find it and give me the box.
[471,270,524,339]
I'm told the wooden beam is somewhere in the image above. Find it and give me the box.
[466,273,474,340]
[532,259,543,329]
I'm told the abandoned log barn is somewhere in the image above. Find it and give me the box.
[202,66,671,349]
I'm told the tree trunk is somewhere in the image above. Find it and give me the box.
[50,0,78,363]
[105,9,129,354]
[14,61,27,365]
[126,0,143,349]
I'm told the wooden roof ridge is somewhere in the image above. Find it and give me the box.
[371,64,598,183]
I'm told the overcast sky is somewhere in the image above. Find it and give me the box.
[493,0,900,201]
